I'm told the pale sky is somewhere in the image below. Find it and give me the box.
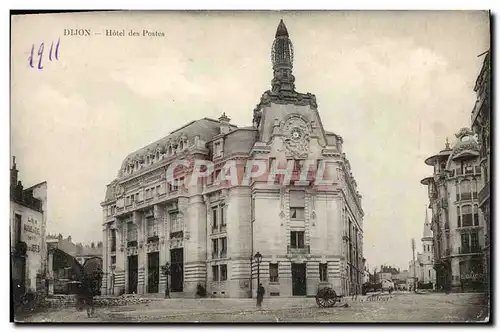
[10,11,490,270]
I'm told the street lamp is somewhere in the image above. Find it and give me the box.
[254,252,263,296]
[161,262,171,298]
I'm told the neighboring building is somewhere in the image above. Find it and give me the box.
[46,234,103,294]
[421,129,484,292]
[100,20,364,298]
[470,50,491,296]
[376,272,393,283]
[10,157,48,296]
[75,242,103,266]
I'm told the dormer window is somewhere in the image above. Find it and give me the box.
[168,146,173,156]
[179,141,184,151]
[214,140,223,158]
[156,151,160,160]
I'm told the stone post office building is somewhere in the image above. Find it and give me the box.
[101,20,364,298]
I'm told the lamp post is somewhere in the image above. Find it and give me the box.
[161,262,170,298]
[253,252,262,295]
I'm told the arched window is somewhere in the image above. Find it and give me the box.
[168,146,172,155]
[462,205,473,227]
[179,141,184,151]
[460,180,471,200]
[473,205,479,226]
[156,151,160,160]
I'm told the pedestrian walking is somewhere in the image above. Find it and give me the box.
[256,283,265,308]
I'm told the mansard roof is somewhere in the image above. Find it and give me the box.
[118,118,237,176]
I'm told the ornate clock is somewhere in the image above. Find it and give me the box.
[283,116,311,158]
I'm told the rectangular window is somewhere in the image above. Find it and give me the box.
[214,141,222,156]
[170,212,181,233]
[462,205,473,227]
[460,180,472,201]
[212,239,218,259]
[461,233,469,250]
[220,264,227,281]
[473,205,479,226]
[290,231,305,248]
[290,207,305,220]
[470,232,479,249]
[14,214,22,244]
[220,204,225,226]
[457,206,461,228]
[220,237,227,257]
[111,255,116,265]
[212,265,219,281]
[147,217,158,239]
[146,189,150,199]
[127,223,137,245]
[156,185,161,195]
[110,229,117,252]
[269,263,279,282]
[214,170,221,184]
[212,207,218,229]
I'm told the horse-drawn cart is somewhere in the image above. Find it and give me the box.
[315,287,344,308]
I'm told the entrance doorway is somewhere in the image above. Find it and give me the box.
[292,263,306,296]
[170,248,184,292]
[128,255,138,294]
[147,252,159,293]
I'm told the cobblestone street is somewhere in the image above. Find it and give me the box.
[19,292,488,323]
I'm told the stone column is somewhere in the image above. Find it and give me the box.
[133,211,145,294]
[101,224,109,295]
[451,257,461,292]
[115,219,125,295]
[184,194,207,296]
[156,204,167,295]
[47,247,54,296]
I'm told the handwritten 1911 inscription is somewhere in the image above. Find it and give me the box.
[28,38,60,70]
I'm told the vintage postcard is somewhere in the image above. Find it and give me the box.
[10,10,491,323]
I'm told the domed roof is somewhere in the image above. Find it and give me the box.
[450,128,479,160]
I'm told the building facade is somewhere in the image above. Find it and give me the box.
[470,50,491,297]
[421,129,484,292]
[101,20,364,298]
[10,157,48,296]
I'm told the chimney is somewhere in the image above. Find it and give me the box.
[10,156,18,191]
[218,112,231,135]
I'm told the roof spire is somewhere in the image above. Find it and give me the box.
[271,19,295,93]
[275,19,289,38]
[423,208,432,239]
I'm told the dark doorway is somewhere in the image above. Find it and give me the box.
[128,255,138,294]
[292,263,306,296]
[12,255,26,300]
[147,252,159,293]
[170,248,183,292]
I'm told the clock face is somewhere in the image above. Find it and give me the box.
[290,128,302,140]
[283,117,310,158]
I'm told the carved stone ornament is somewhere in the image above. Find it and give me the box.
[283,116,311,158]
[114,184,125,198]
